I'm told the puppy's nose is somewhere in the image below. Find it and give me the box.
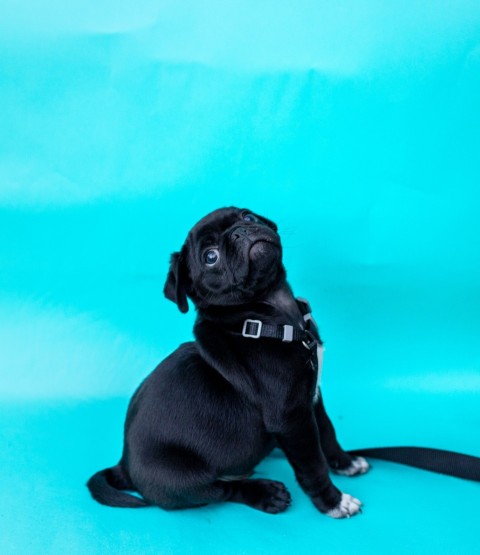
[231,226,258,241]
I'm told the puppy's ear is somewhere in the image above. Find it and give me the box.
[163,251,189,313]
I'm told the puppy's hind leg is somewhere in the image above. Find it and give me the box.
[167,479,291,514]
[228,479,292,514]
[131,446,291,513]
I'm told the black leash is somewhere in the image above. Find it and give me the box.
[239,297,480,483]
[348,446,480,482]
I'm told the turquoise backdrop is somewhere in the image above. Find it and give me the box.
[1,2,479,554]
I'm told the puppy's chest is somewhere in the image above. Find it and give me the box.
[255,342,322,402]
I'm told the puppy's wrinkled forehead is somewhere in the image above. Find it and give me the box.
[187,207,264,251]
[189,207,243,239]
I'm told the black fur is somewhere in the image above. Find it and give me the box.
[87,207,367,517]
[87,465,149,508]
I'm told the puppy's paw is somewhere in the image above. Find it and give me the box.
[261,480,292,514]
[236,479,292,514]
[326,493,362,519]
[332,456,370,477]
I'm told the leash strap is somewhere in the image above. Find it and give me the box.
[348,446,480,481]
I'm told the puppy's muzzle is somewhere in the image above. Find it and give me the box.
[229,225,279,246]
[230,225,260,242]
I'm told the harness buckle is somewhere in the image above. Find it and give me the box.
[303,312,318,329]
[296,297,318,330]
[282,324,293,342]
[242,319,263,339]
[302,330,317,350]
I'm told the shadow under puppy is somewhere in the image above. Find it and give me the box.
[87,207,369,518]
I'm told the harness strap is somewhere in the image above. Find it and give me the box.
[240,297,321,351]
[241,319,317,346]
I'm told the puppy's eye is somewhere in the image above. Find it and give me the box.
[242,213,257,223]
[204,248,220,266]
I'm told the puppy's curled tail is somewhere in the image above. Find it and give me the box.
[87,464,150,508]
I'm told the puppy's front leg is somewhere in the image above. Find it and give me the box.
[314,390,370,476]
[275,408,362,518]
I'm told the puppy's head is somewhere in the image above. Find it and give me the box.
[164,207,284,312]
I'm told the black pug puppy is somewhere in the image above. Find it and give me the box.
[88,207,370,518]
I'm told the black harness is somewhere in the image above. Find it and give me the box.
[241,297,319,346]
[237,296,480,483]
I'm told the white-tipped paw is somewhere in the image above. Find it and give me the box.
[332,456,370,477]
[326,493,363,519]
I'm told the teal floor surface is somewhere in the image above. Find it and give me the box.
[2,393,479,555]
